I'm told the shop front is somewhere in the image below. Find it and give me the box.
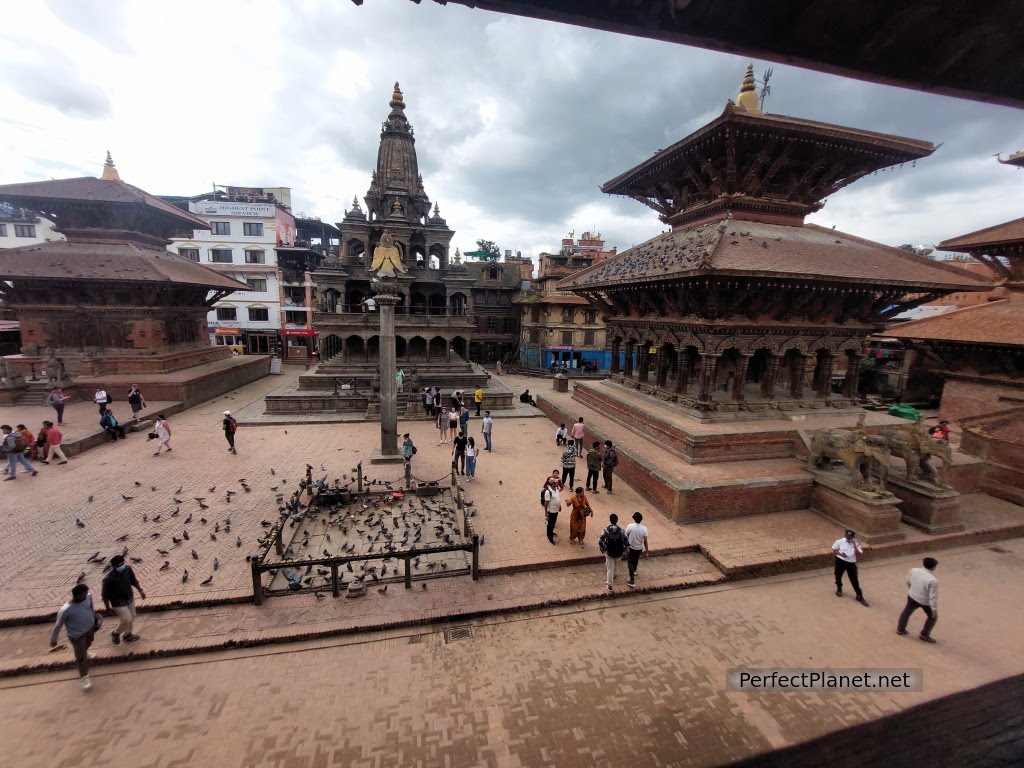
[280,327,316,362]
[212,327,244,355]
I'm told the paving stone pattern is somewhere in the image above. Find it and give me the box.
[1,542,1022,767]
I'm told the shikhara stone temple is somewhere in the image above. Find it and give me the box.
[560,65,991,422]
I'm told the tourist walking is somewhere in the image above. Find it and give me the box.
[2,424,38,480]
[452,430,468,475]
[40,420,68,465]
[436,408,449,444]
[465,437,478,480]
[567,487,592,546]
[49,583,99,690]
[897,557,940,643]
[402,433,416,462]
[585,441,602,493]
[560,440,577,488]
[17,424,37,460]
[481,410,493,451]
[47,386,67,425]
[474,385,484,416]
[602,440,618,493]
[94,387,109,415]
[152,414,172,455]
[127,385,147,421]
[102,554,146,644]
[542,477,561,544]
[36,422,51,462]
[100,408,126,441]
[571,417,586,457]
[599,513,628,591]
[832,530,870,606]
[625,512,649,587]
[222,410,238,454]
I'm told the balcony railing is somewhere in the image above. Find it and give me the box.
[314,309,475,325]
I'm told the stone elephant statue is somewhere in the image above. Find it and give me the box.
[808,427,890,492]
[878,428,953,486]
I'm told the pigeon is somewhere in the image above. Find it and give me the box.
[171,536,182,545]
[152,514,162,523]
[150,485,157,492]
[200,517,208,525]
[210,533,217,541]
[130,557,143,564]
[479,535,485,546]
[175,486,182,494]
[198,501,209,510]
[208,486,216,492]
[235,536,242,548]
[377,585,388,594]
[194,497,205,502]
[76,571,86,584]
[159,561,170,571]
[181,569,189,583]
[75,518,86,528]
[134,481,142,487]
[142,514,148,523]
[315,591,326,599]
[182,530,190,541]
[270,468,276,475]
[86,552,101,563]
[184,513,192,524]
[191,549,199,560]
[121,494,134,502]
[115,533,130,542]
[157,548,169,556]
[87,496,94,503]
[173,497,183,504]
[200,575,213,586]
[171,508,180,518]
[213,558,219,571]
[149,533,161,539]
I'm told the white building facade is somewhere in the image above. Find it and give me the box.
[169,198,297,355]
[0,204,62,248]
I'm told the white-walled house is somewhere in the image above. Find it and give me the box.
[0,204,62,248]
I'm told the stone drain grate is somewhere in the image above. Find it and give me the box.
[443,625,473,644]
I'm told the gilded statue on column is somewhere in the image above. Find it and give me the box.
[370,231,406,278]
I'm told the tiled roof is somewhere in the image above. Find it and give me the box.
[558,218,994,291]
[0,241,248,290]
[938,217,1024,251]
[0,177,209,229]
[888,292,1024,347]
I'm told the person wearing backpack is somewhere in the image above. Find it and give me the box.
[599,513,629,591]
[602,440,619,494]
[541,477,562,544]
[222,411,238,454]
[2,424,38,480]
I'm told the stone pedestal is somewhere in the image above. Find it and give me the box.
[887,471,966,534]
[552,374,569,393]
[809,471,905,543]
[369,448,406,466]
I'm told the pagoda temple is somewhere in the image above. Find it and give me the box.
[559,66,993,421]
[0,154,267,405]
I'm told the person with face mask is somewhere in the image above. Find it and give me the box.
[101,554,146,645]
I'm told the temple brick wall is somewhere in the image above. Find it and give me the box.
[940,378,1024,424]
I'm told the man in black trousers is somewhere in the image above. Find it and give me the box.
[831,529,869,607]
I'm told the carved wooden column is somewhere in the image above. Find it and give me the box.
[843,353,863,398]
[789,353,807,399]
[697,354,719,402]
[675,352,690,395]
[732,353,751,401]
[637,344,650,383]
[815,352,835,397]
[610,338,621,374]
[760,353,780,399]
[657,347,671,387]
[623,340,635,378]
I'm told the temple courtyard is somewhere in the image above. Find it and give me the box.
[0,368,1022,766]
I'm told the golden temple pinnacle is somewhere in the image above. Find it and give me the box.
[736,63,761,114]
[100,150,121,181]
[389,82,405,109]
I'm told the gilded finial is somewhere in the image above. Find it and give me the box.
[736,63,761,114]
[389,82,405,109]
[100,150,121,181]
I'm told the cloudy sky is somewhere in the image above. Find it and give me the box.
[2,0,1023,262]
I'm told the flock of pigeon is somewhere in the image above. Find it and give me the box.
[267,484,477,597]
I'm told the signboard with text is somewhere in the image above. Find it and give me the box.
[192,201,275,218]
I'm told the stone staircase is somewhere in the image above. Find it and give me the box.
[15,381,72,406]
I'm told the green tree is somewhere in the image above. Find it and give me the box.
[475,239,501,261]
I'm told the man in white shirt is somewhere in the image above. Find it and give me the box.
[831,530,869,606]
[542,478,561,544]
[94,388,109,415]
[897,557,939,643]
[625,512,649,588]
[481,411,493,452]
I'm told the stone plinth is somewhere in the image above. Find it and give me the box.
[887,471,966,535]
[809,472,905,543]
[369,449,406,465]
[552,374,569,393]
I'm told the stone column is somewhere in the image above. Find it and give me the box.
[697,354,719,402]
[843,353,863,398]
[761,353,780,399]
[373,282,401,456]
[732,353,751,401]
[624,340,635,378]
[638,344,650,383]
[815,352,835,398]
[675,352,690,395]
[789,353,807,400]
[610,338,621,374]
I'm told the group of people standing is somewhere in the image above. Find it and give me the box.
[554,419,619,494]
